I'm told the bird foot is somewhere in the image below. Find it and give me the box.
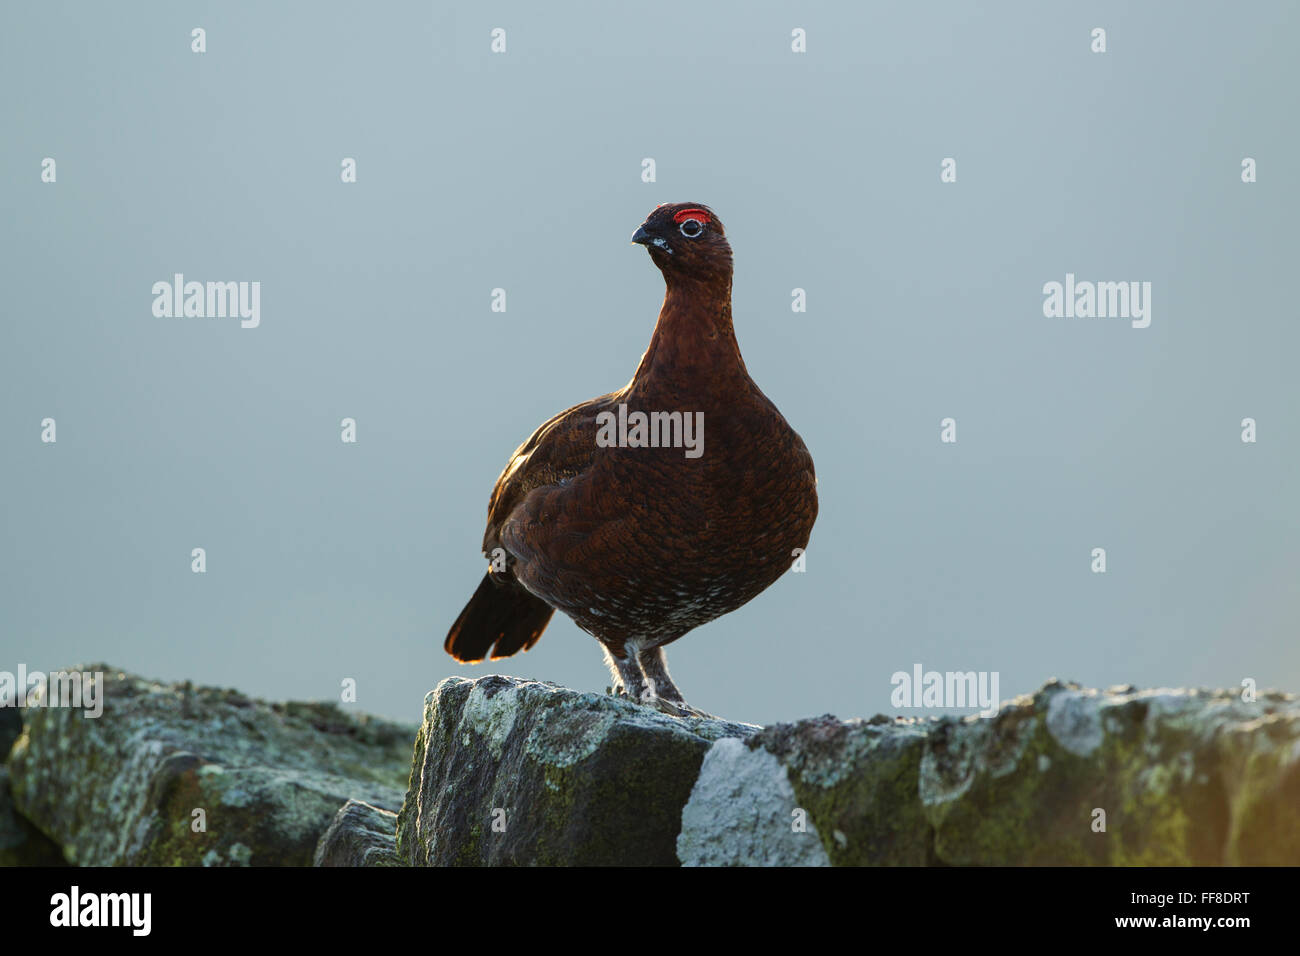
[607,684,713,719]
[643,695,716,720]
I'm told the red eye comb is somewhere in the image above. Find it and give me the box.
[673,208,711,224]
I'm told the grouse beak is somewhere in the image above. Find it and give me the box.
[631,225,672,255]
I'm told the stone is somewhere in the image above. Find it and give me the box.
[7,666,1297,867]
[313,799,400,867]
[397,675,1300,866]
[1,765,68,867]
[678,736,830,866]
[7,665,416,866]
[396,675,755,866]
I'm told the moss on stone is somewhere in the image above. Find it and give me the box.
[7,664,415,866]
[396,676,748,866]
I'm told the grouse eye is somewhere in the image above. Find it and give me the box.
[678,218,704,238]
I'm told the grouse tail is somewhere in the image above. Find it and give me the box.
[444,573,555,662]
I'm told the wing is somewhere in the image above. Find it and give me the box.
[481,391,619,558]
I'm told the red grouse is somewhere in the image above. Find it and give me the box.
[444,202,817,716]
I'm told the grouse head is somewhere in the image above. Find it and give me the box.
[631,203,732,283]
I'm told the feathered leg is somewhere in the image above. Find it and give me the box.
[639,646,713,718]
[602,644,648,703]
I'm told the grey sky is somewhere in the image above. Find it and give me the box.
[2,1,1297,726]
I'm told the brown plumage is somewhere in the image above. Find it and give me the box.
[444,202,817,716]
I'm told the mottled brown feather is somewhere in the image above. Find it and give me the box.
[445,202,817,691]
